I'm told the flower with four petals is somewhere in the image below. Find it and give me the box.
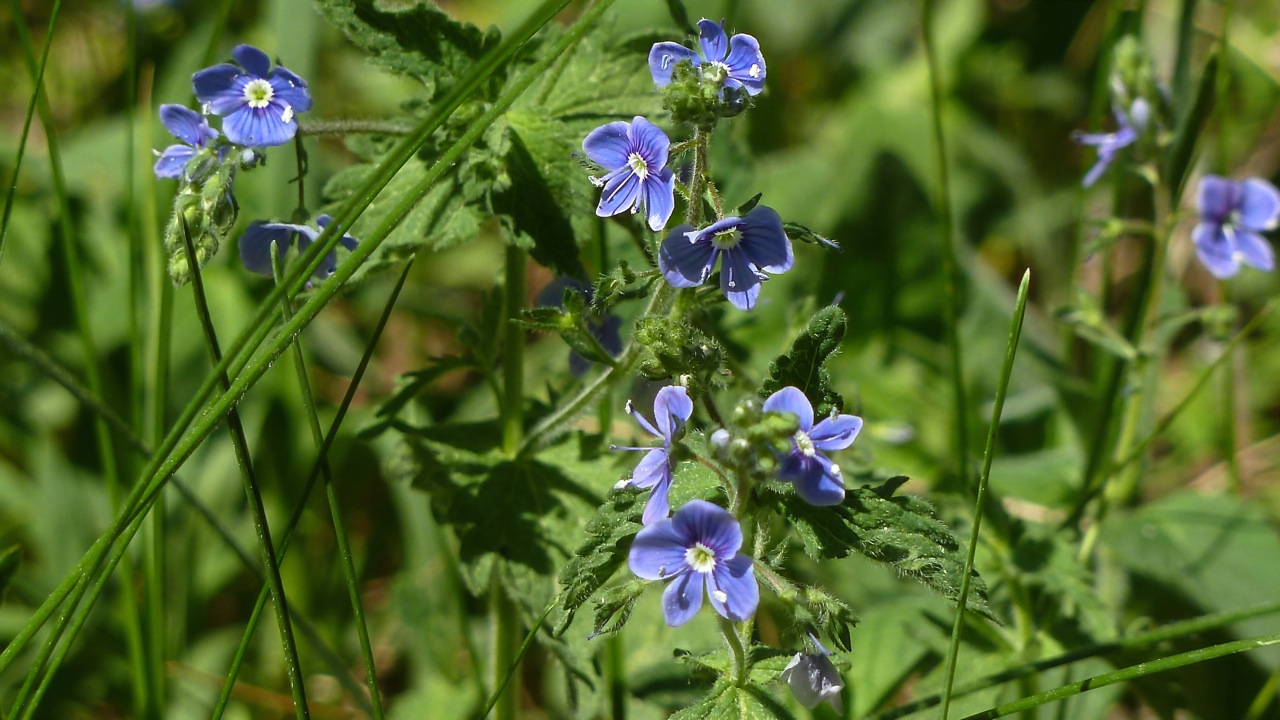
[628,499,759,626]
[193,44,311,147]
[613,386,693,525]
[658,205,794,311]
[153,104,220,180]
[582,117,676,231]
[239,214,359,283]
[1192,175,1279,279]
[763,386,862,506]
[649,18,766,97]
[1073,98,1149,188]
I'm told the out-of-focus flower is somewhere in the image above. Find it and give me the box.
[649,19,766,97]
[781,638,844,713]
[582,117,676,231]
[1193,175,1279,278]
[153,104,219,180]
[762,386,862,506]
[238,214,358,282]
[193,44,311,147]
[1074,98,1149,187]
[535,278,623,376]
[658,205,793,311]
[612,386,693,525]
[628,499,759,626]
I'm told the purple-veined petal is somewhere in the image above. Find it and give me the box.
[763,386,814,431]
[699,215,744,238]
[1237,178,1280,231]
[1233,229,1276,272]
[672,499,742,557]
[782,653,844,712]
[232,44,272,78]
[1192,222,1239,278]
[642,169,676,231]
[222,105,296,147]
[724,33,765,96]
[641,470,674,526]
[629,448,670,490]
[239,222,298,276]
[269,67,312,112]
[629,116,670,170]
[192,64,247,115]
[777,451,814,485]
[629,519,689,580]
[583,121,632,170]
[662,571,704,626]
[720,248,763,311]
[708,554,758,621]
[810,414,862,452]
[597,170,642,217]
[653,385,692,439]
[738,206,793,273]
[649,42,700,87]
[659,228,716,288]
[793,454,846,506]
[153,145,196,179]
[697,19,729,62]
[159,104,211,146]
[1198,175,1238,225]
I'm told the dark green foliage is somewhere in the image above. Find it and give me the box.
[593,261,657,310]
[761,306,846,417]
[0,545,18,599]
[554,489,643,634]
[634,316,729,393]
[493,127,586,280]
[773,476,997,622]
[669,679,798,720]
[520,283,617,367]
[1166,52,1217,202]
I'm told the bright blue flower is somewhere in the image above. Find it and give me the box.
[762,386,862,506]
[153,104,219,180]
[583,117,676,231]
[1193,175,1279,278]
[782,637,844,712]
[628,499,759,627]
[649,18,766,97]
[612,386,693,525]
[1073,98,1149,187]
[658,205,794,311]
[535,278,623,376]
[193,44,311,147]
[239,214,358,282]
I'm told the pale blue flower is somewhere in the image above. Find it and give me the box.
[649,19,766,97]
[239,214,358,282]
[153,104,219,180]
[193,44,311,147]
[612,386,693,525]
[1073,98,1149,187]
[582,117,676,231]
[763,386,862,506]
[658,205,793,311]
[1193,175,1279,278]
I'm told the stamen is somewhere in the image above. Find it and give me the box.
[661,55,673,70]
[281,105,294,124]
[712,590,728,604]
[627,152,649,181]
[749,64,762,79]
[795,430,817,457]
[685,542,717,573]
[242,78,275,109]
[710,228,742,250]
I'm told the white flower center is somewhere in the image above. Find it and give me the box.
[711,228,742,251]
[749,63,762,79]
[795,430,817,457]
[627,152,649,181]
[703,62,729,83]
[243,78,274,109]
[685,542,717,573]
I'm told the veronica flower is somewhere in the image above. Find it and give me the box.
[1193,175,1279,279]
[781,637,844,713]
[153,104,219,180]
[628,499,759,626]
[649,18,766,97]
[535,278,623,376]
[658,205,794,311]
[612,386,693,525]
[763,386,862,506]
[1073,98,1149,188]
[239,214,359,282]
[583,117,676,231]
[193,44,311,147]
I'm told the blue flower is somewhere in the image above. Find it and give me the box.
[153,104,219,180]
[193,44,311,147]
[535,278,623,376]
[649,19,766,97]
[781,637,844,712]
[1193,175,1279,278]
[612,386,693,525]
[658,205,794,311]
[628,499,759,627]
[582,117,676,231]
[1073,98,1149,187]
[763,386,862,506]
[239,214,358,282]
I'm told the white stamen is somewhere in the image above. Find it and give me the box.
[712,590,728,604]
[625,399,635,415]
[711,228,742,250]
[749,64,762,79]
[728,280,736,288]
[281,105,294,124]
[661,55,673,70]
[627,152,649,181]
[830,463,842,479]
[795,430,817,457]
[613,478,631,491]
[685,542,717,573]
[588,175,605,188]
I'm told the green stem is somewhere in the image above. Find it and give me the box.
[491,572,521,720]
[939,271,1031,720]
[481,601,557,719]
[503,244,527,456]
[718,616,749,686]
[298,119,414,136]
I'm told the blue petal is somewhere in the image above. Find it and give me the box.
[642,169,676,231]
[222,105,297,147]
[315,214,360,251]
[763,387,814,431]
[629,519,689,580]
[583,121,632,171]
[153,145,195,179]
[658,227,715,288]
[596,314,624,357]
[709,554,758,621]
[629,117,670,171]
[1198,175,1238,225]
[739,206,793,273]
[649,42,699,87]
[192,65,246,115]
[630,448,670,490]
[641,469,674,526]
[1237,178,1280,231]
[1081,155,1109,188]
[720,247,763,311]
[724,33,766,96]
[239,222,297,276]
[793,454,846,506]
[810,414,862,452]
[270,67,312,112]
[159,104,208,146]
[1193,222,1238,278]
[653,385,693,438]
[1234,229,1276,272]
[662,571,704,626]
[596,170,642,217]
[672,499,742,557]
[697,19,729,62]
[232,44,271,78]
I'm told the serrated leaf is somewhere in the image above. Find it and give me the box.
[761,306,846,416]
[588,578,648,638]
[493,125,586,278]
[774,478,997,622]
[554,490,644,634]
[671,680,798,720]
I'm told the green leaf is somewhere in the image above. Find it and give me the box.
[761,306,846,416]
[554,489,644,634]
[671,680,798,720]
[773,476,998,622]
[493,123,586,279]
[359,356,478,438]
[1056,289,1137,361]
[1165,51,1217,203]
[0,545,19,599]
